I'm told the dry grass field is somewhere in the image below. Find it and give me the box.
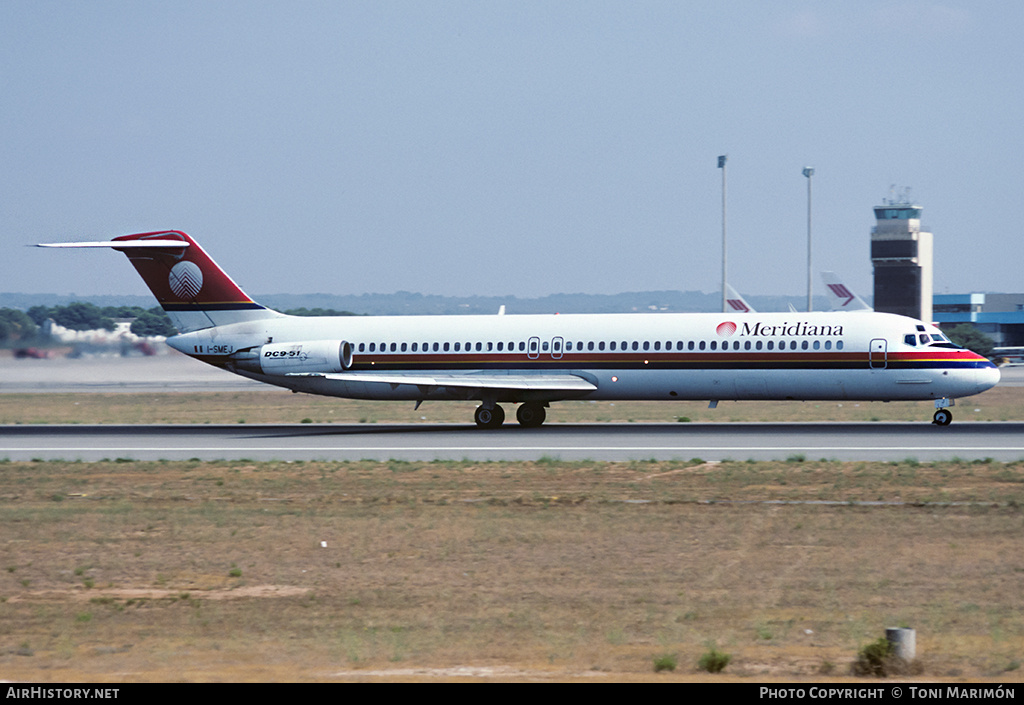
[2,382,1022,681]
[0,456,1022,682]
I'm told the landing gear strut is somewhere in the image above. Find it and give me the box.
[474,404,505,429]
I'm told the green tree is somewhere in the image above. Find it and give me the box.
[944,323,995,358]
[130,308,176,336]
[49,303,116,332]
[26,305,54,326]
[283,307,359,317]
[0,308,39,342]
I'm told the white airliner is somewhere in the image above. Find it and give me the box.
[38,231,999,427]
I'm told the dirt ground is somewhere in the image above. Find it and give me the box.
[0,457,1021,682]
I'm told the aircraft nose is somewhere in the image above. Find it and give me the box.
[976,363,1001,393]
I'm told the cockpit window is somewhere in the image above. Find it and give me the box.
[927,332,959,349]
[904,334,917,346]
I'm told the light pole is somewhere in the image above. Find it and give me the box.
[719,155,728,313]
[802,166,814,312]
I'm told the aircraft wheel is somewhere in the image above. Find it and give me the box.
[516,402,546,428]
[933,409,953,426]
[474,404,504,428]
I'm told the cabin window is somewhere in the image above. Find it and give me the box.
[813,340,820,350]
[824,340,831,350]
[643,341,650,351]
[755,341,762,350]
[610,341,617,351]
[699,341,706,351]
[497,342,504,351]
[790,341,798,350]
[767,341,774,351]
[358,343,365,352]
[653,341,661,351]
[443,342,450,352]
[476,342,482,352]
[801,341,808,350]
[710,341,717,351]
[400,342,407,352]
[631,341,638,351]
[836,341,844,350]
[519,341,526,352]
[588,341,595,351]
[598,341,605,351]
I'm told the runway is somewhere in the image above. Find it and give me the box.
[3,421,1023,462]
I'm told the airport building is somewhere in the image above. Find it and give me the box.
[865,194,1024,346]
[871,196,933,322]
[933,293,1024,347]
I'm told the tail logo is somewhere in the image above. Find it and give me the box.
[169,261,204,299]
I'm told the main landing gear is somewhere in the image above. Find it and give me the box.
[473,402,547,429]
[473,404,504,429]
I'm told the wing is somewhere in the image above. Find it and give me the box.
[288,371,597,397]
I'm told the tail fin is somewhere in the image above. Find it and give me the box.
[38,231,283,333]
[821,272,872,311]
[725,284,756,313]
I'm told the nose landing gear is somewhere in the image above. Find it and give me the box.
[933,398,954,426]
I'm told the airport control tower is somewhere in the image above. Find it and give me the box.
[871,192,933,322]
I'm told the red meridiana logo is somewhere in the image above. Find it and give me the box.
[717,321,737,337]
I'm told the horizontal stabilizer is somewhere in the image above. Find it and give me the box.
[37,240,190,249]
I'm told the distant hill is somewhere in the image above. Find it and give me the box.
[0,290,833,316]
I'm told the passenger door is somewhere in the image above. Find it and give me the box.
[869,338,887,369]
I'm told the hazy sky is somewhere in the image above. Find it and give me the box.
[3,1,1022,301]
